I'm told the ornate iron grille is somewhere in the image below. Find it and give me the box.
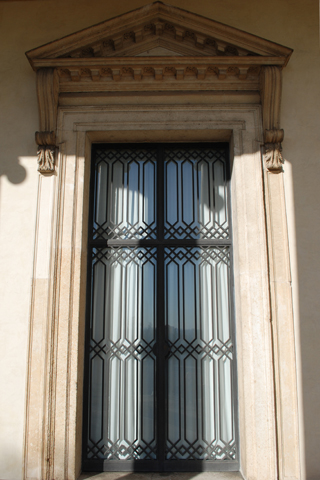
[83,144,238,472]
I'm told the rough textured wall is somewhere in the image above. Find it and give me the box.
[0,0,319,479]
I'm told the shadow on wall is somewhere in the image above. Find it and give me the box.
[0,156,27,184]
[286,141,320,478]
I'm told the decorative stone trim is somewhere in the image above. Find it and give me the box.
[36,69,59,132]
[24,4,300,480]
[24,103,302,480]
[37,145,55,173]
[260,66,285,172]
[26,105,281,480]
[57,63,261,83]
[57,21,259,59]
[26,3,292,173]
[26,2,293,66]
[36,143,56,172]
[35,131,56,173]
[264,128,284,172]
[35,69,59,174]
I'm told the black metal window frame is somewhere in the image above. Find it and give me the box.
[82,142,239,473]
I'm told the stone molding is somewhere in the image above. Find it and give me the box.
[264,128,284,172]
[57,62,262,85]
[26,2,292,174]
[260,65,301,479]
[23,103,301,480]
[260,65,285,172]
[26,2,292,64]
[24,11,300,479]
[35,68,59,173]
[25,104,280,480]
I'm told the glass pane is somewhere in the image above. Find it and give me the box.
[93,148,157,240]
[164,148,229,239]
[87,247,157,460]
[165,246,236,460]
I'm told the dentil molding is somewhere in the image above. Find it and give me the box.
[26,1,292,174]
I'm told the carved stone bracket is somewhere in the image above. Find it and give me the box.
[36,68,59,174]
[37,145,55,173]
[264,128,284,172]
[260,66,285,173]
[35,131,56,173]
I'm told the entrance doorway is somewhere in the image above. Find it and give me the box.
[82,143,238,472]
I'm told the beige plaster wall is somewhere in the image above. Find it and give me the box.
[0,0,319,479]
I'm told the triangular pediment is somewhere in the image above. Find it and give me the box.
[26,1,292,68]
[27,1,291,174]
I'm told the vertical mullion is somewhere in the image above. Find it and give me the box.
[156,145,165,467]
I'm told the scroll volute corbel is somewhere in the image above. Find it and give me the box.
[260,66,284,172]
[35,68,59,173]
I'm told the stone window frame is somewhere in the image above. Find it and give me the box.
[24,4,300,480]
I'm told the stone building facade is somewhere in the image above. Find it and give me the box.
[0,1,319,480]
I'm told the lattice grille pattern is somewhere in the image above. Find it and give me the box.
[86,247,157,460]
[165,247,235,460]
[84,145,237,469]
[164,148,229,239]
[93,148,157,240]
